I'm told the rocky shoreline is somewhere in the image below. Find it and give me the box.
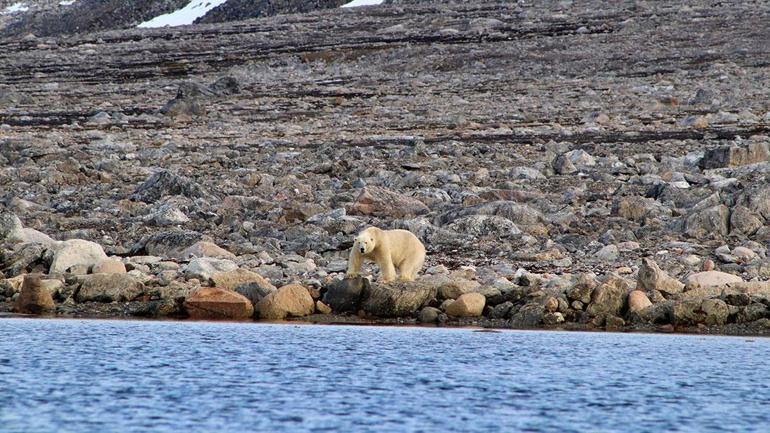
[2,1,770,335]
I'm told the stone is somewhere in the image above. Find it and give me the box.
[447,215,521,238]
[418,306,442,323]
[567,273,597,304]
[348,186,429,219]
[13,274,55,314]
[75,273,144,303]
[182,258,238,283]
[183,287,254,320]
[138,230,205,259]
[436,201,543,227]
[612,197,660,222]
[316,300,332,315]
[595,244,619,262]
[673,299,729,325]
[445,293,485,317]
[257,284,315,320]
[180,241,236,260]
[0,212,24,243]
[732,247,757,262]
[323,277,370,313]
[542,312,565,325]
[699,141,770,169]
[553,154,577,174]
[685,271,743,289]
[362,281,437,318]
[438,278,481,300]
[91,258,126,274]
[605,315,625,330]
[49,239,108,274]
[627,290,653,313]
[586,274,631,318]
[510,166,545,180]
[210,268,274,292]
[730,206,763,236]
[684,205,730,238]
[488,301,513,319]
[130,170,210,204]
[637,257,684,295]
[510,303,545,327]
[544,296,559,313]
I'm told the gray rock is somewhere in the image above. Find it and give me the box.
[75,273,144,303]
[510,303,545,327]
[684,205,730,238]
[436,201,543,227]
[418,306,442,323]
[637,257,684,295]
[362,281,437,318]
[594,244,619,262]
[182,258,238,283]
[488,301,514,319]
[130,170,210,204]
[699,141,770,169]
[323,277,370,313]
[730,206,763,236]
[447,215,521,238]
[586,274,631,318]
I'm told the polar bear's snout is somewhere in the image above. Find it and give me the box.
[359,245,366,253]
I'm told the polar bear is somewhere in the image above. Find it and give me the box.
[346,227,426,282]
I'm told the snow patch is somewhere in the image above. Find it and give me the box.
[59,0,76,5]
[2,2,29,14]
[341,0,384,7]
[137,0,229,28]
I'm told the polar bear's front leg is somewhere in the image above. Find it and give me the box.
[346,248,363,278]
[375,250,397,283]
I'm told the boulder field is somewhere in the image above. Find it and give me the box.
[1,1,770,334]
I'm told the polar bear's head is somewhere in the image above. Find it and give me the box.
[354,231,376,254]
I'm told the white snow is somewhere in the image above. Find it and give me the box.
[59,0,76,5]
[3,2,29,14]
[341,0,384,7]
[137,0,229,28]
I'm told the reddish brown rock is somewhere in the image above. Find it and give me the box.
[627,290,653,313]
[445,293,486,317]
[184,287,254,320]
[348,186,429,219]
[13,274,55,314]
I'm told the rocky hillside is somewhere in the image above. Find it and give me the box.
[0,0,349,36]
[1,0,770,332]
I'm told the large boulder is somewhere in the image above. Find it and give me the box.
[75,273,144,303]
[684,205,729,238]
[91,258,126,274]
[699,141,770,169]
[348,186,429,219]
[211,268,276,305]
[49,239,108,274]
[130,170,210,204]
[627,290,653,313]
[446,215,521,238]
[637,257,684,295]
[13,274,55,314]
[323,277,370,313]
[436,201,543,227]
[685,271,743,289]
[362,281,437,318]
[673,299,729,325]
[257,284,315,320]
[586,274,631,318]
[183,257,238,283]
[510,303,545,327]
[183,287,254,320]
[730,206,764,236]
[438,277,481,300]
[180,241,236,260]
[445,293,485,317]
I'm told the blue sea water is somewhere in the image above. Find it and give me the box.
[0,318,768,433]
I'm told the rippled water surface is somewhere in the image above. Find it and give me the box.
[1,319,768,433]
